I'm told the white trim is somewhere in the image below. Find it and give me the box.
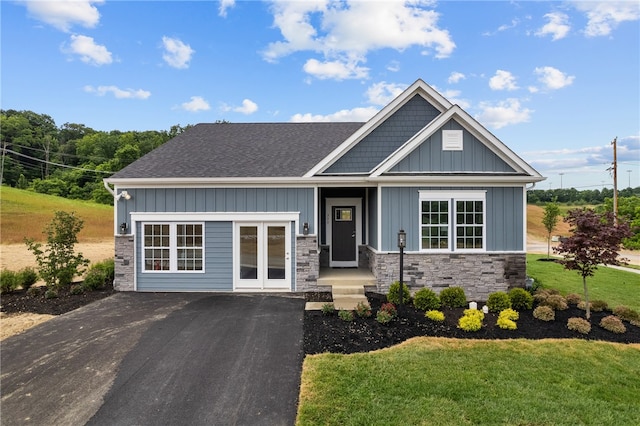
[131,212,299,223]
[326,197,362,267]
[419,190,486,200]
[522,185,528,252]
[377,185,382,251]
[313,186,319,236]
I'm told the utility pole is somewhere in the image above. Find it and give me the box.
[559,173,564,189]
[628,170,633,189]
[611,137,618,224]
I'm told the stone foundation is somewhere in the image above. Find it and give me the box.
[114,235,135,291]
[296,235,320,291]
[366,247,526,302]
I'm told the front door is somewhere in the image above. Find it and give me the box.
[235,222,290,290]
[331,206,357,267]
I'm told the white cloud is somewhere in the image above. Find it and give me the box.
[482,18,520,36]
[534,66,575,90]
[219,0,235,17]
[23,0,103,32]
[221,99,259,115]
[263,1,455,80]
[303,58,369,80]
[65,34,112,66]
[536,12,571,41]
[290,106,379,123]
[447,72,466,84]
[438,89,470,109]
[573,1,640,37]
[161,36,194,69]
[489,70,518,91]
[386,60,400,72]
[84,85,151,99]
[365,82,408,106]
[475,98,532,129]
[181,96,211,112]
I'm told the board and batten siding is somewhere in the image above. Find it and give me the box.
[135,221,233,292]
[379,186,524,252]
[390,119,516,173]
[117,187,315,233]
[324,95,441,174]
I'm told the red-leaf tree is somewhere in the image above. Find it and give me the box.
[553,209,631,319]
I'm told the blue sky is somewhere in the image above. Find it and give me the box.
[2,0,639,189]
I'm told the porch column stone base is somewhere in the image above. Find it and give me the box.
[296,235,320,291]
[114,235,135,291]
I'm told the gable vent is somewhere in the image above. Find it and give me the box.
[442,130,463,151]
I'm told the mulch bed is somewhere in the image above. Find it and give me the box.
[303,292,640,354]
[1,286,116,316]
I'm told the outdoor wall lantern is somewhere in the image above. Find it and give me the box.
[303,222,309,235]
[120,222,128,234]
[397,229,406,310]
[116,190,132,201]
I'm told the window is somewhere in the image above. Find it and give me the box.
[419,191,485,252]
[143,223,204,272]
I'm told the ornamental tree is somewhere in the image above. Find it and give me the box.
[542,201,561,259]
[553,209,631,319]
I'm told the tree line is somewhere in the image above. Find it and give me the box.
[527,187,639,205]
[1,109,191,204]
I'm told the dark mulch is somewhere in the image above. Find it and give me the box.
[304,292,640,354]
[1,286,116,316]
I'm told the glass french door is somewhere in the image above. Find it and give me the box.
[235,222,290,290]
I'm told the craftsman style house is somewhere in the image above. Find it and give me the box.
[104,79,544,300]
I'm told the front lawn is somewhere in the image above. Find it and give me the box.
[297,337,640,425]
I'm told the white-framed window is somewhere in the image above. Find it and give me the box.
[419,191,486,252]
[143,223,204,272]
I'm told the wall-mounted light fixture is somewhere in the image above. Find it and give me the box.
[303,222,309,235]
[116,190,132,201]
[120,222,128,234]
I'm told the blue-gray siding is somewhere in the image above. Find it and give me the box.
[390,119,516,173]
[136,221,233,291]
[379,186,524,252]
[324,95,441,174]
[118,187,314,233]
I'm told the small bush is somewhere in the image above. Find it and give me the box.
[567,317,591,334]
[376,310,394,325]
[0,270,19,294]
[542,294,568,311]
[338,310,354,322]
[18,267,39,290]
[27,286,41,297]
[82,268,107,291]
[379,302,397,318]
[533,305,555,321]
[425,310,445,322]
[91,258,115,283]
[439,286,467,308]
[458,309,484,332]
[613,306,640,323]
[321,303,335,315]
[591,300,608,312]
[387,281,411,305]
[577,301,590,311]
[70,284,84,295]
[413,288,440,311]
[497,308,519,330]
[499,308,519,321]
[44,288,58,299]
[533,288,559,303]
[355,302,372,318]
[599,315,626,334]
[565,293,582,305]
[487,291,511,313]
[508,288,533,310]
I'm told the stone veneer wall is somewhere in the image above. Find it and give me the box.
[296,235,320,291]
[114,235,135,291]
[366,247,526,301]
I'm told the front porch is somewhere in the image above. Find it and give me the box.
[305,267,377,311]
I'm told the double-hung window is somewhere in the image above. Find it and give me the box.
[419,191,486,252]
[143,223,204,272]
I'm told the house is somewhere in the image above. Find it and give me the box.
[104,79,545,300]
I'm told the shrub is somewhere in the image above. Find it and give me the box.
[338,310,354,322]
[321,303,335,315]
[44,288,58,299]
[70,284,84,295]
[565,293,582,305]
[27,286,41,297]
[497,308,519,330]
[387,281,411,305]
[599,315,626,334]
[591,299,608,312]
[533,288,559,303]
[508,288,533,311]
[533,305,555,321]
[425,310,445,322]
[413,288,440,311]
[577,301,591,311]
[541,294,568,311]
[439,286,467,308]
[612,306,640,323]
[91,258,115,284]
[458,309,484,332]
[376,310,394,325]
[487,291,511,313]
[355,302,372,318]
[379,302,397,318]
[567,317,591,334]
[499,308,519,321]
[0,270,19,294]
[18,267,39,290]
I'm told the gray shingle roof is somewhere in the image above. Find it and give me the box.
[110,122,364,179]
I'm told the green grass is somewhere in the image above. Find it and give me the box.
[0,186,113,243]
[297,338,640,426]
[527,254,640,312]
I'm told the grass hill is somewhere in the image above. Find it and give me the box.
[0,186,113,244]
[526,204,571,241]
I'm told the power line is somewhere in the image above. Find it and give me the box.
[3,149,114,174]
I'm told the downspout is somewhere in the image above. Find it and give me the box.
[525,182,536,191]
[103,180,115,196]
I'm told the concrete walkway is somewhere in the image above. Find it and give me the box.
[305,268,376,310]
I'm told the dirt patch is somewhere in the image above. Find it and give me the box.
[0,312,56,340]
[0,241,114,271]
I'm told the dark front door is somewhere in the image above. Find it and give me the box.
[331,206,356,265]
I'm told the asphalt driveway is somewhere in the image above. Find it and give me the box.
[1,293,305,426]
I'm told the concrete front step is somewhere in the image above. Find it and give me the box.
[330,284,364,295]
[332,294,369,310]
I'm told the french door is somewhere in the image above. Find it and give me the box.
[235,222,290,290]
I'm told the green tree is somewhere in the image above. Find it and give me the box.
[542,201,561,259]
[25,211,90,289]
